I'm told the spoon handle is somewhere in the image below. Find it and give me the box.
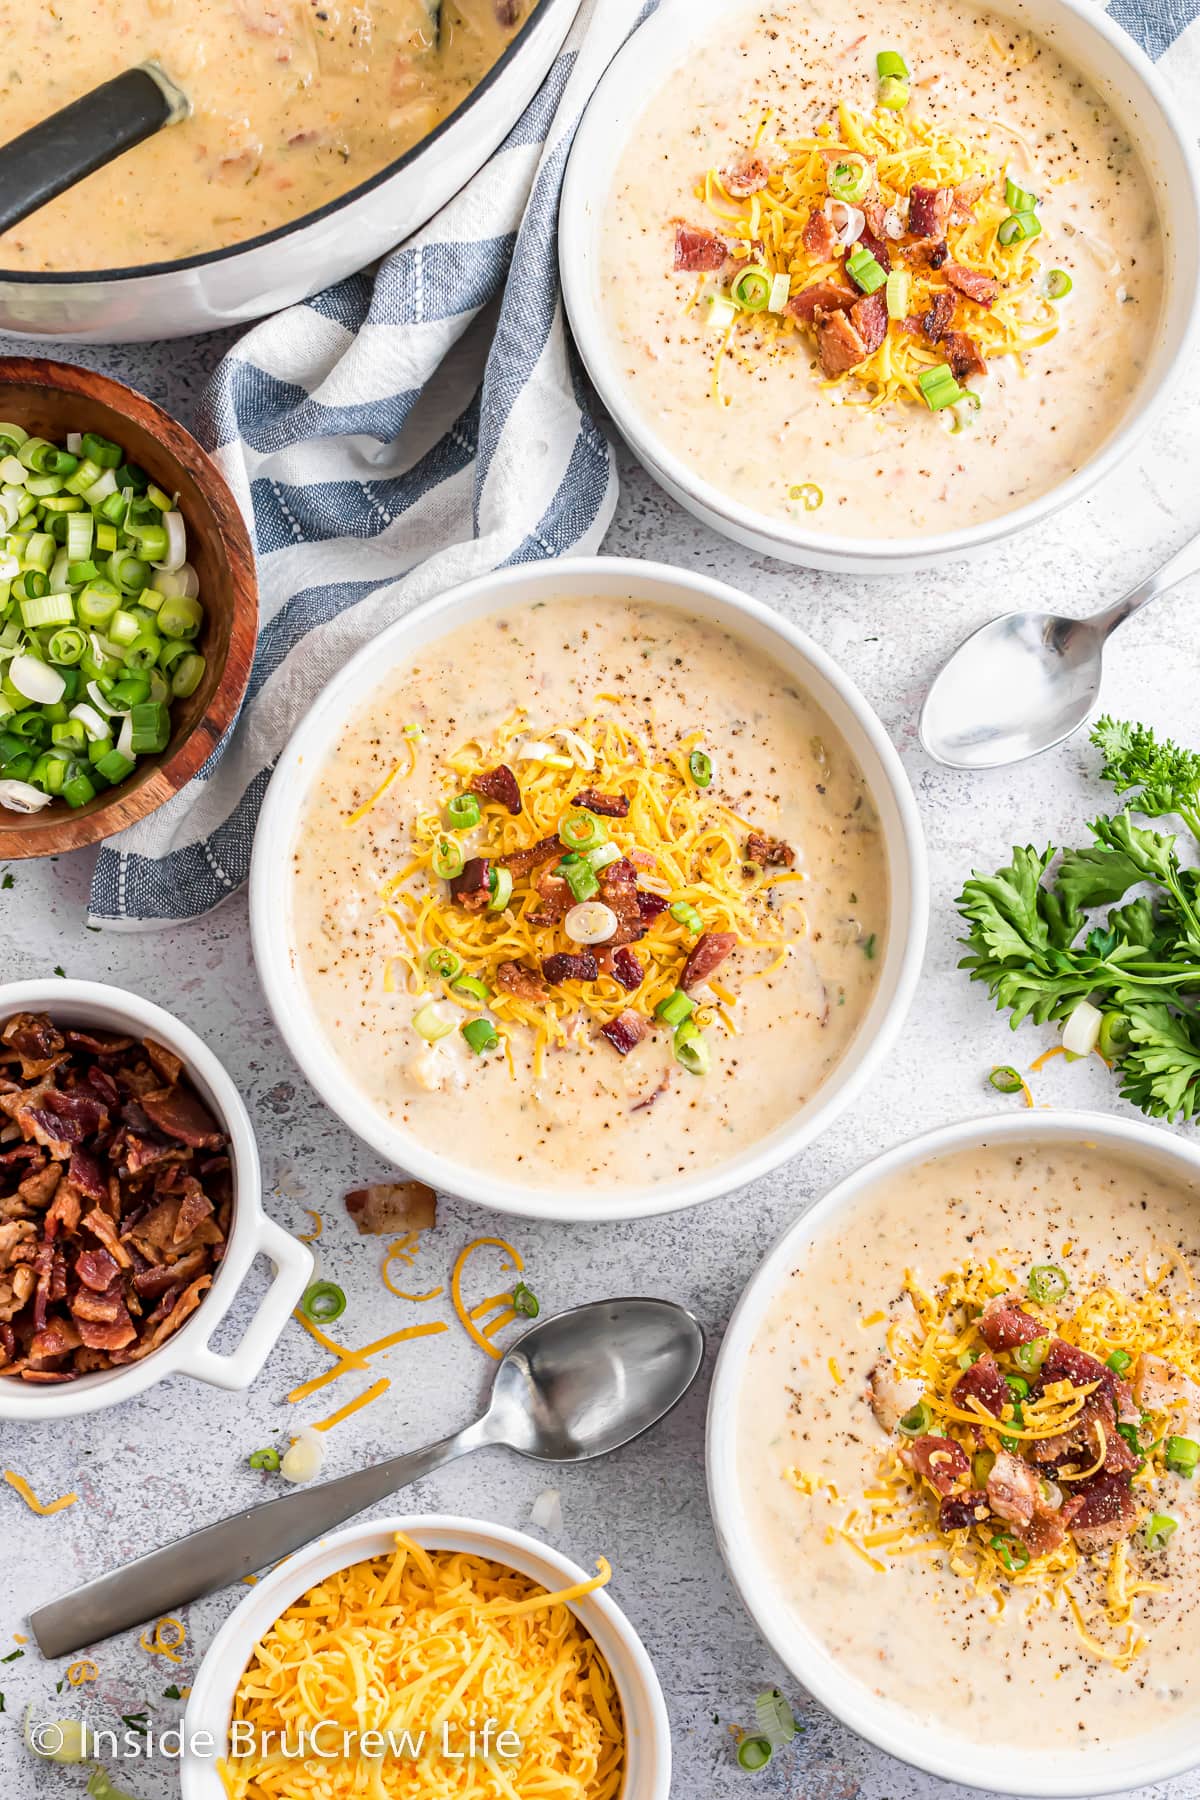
[0,63,188,237]
[1098,532,1200,638]
[28,1414,495,1659]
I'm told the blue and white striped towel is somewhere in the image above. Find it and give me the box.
[89,0,645,926]
[90,0,1196,924]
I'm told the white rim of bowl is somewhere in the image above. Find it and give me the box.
[706,1108,1200,1796]
[559,0,1200,566]
[250,554,929,1222]
[0,976,311,1419]
[181,1513,672,1800]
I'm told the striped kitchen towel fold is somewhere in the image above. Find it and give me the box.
[89,0,645,927]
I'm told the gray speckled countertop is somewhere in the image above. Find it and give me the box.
[3,316,1200,1800]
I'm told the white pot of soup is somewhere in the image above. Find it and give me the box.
[0,0,579,342]
[560,0,1200,569]
[249,556,928,1222]
[708,1110,1200,1794]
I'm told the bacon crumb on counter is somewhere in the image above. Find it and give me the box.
[0,1013,230,1382]
[345,1181,436,1236]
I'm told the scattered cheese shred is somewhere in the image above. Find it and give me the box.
[452,1239,524,1361]
[297,1208,323,1242]
[218,1533,623,1799]
[1029,1045,1068,1073]
[288,1316,449,1404]
[66,1659,98,1685]
[312,1376,392,1434]
[140,1616,187,1664]
[381,1236,444,1303]
[3,1470,76,1516]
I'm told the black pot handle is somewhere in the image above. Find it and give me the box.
[0,63,189,238]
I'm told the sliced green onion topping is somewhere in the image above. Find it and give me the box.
[972,1449,996,1487]
[426,948,463,981]
[585,841,622,873]
[512,1280,540,1318]
[248,1447,281,1471]
[655,988,695,1028]
[413,1002,455,1043]
[917,365,966,411]
[898,1400,933,1437]
[737,1736,772,1772]
[446,792,481,830]
[301,1280,347,1324]
[488,866,514,911]
[845,245,887,295]
[1004,174,1038,213]
[990,1533,1030,1573]
[433,836,465,880]
[876,48,909,76]
[562,859,600,904]
[673,1019,711,1075]
[998,211,1041,246]
[1144,1513,1178,1551]
[988,1065,1023,1094]
[461,1018,500,1055]
[788,481,823,511]
[827,155,872,205]
[884,269,910,320]
[1165,1435,1200,1477]
[670,900,703,933]
[560,809,604,853]
[1045,268,1073,299]
[451,975,490,1005]
[877,74,909,108]
[732,264,772,312]
[1106,1349,1133,1376]
[1013,1336,1050,1376]
[1005,1374,1030,1403]
[1026,1264,1069,1305]
[688,749,713,788]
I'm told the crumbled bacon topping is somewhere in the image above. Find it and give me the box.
[0,1013,231,1383]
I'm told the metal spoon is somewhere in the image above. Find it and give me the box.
[0,64,189,239]
[29,1296,704,1659]
[919,533,1200,770]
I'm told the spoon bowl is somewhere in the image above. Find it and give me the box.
[489,1297,705,1461]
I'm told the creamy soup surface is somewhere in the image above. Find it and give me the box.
[740,1142,1200,1746]
[601,0,1165,536]
[289,597,887,1190]
[0,0,531,269]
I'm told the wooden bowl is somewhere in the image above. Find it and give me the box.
[0,356,256,859]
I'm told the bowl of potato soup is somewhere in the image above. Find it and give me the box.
[708,1111,1200,1793]
[250,557,926,1222]
[560,0,1200,570]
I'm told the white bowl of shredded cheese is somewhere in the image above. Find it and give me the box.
[182,1514,671,1800]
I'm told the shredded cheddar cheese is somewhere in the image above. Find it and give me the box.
[452,1239,523,1361]
[699,99,1057,412]
[297,1209,323,1242]
[378,704,797,1073]
[311,1376,391,1434]
[289,1312,449,1404]
[66,1659,98,1685]
[4,1470,76,1515]
[140,1617,187,1664]
[218,1533,623,1800]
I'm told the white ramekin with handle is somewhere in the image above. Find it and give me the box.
[181,1513,672,1799]
[0,978,313,1420]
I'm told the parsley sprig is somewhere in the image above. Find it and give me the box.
[957,717,1200,1122]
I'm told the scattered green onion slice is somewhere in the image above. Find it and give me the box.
[562,859,600,904]
[674,1019,711,1075]
[1165,1434,1200,1477]
[248,1447,281,1471]
[301,1280,347,1324]
[876,48,909,76]
[753,1687,797,1749]
[461,1017,500,1055]
[845,244,887,295]
[1045,268,1073,299]
[512,1280,540,1318]
[1027,1264,1069,1305]
[433,836,465,880]
[988,1065,1024,1094]
[736,1736,773,1772]
[451,975,490,1005]
[655,988,695,1028]
[1144,1513,1178,1551]
[998,210,1042,246]
[1106,1349,1133,1376]
[559,808,604,853]
[898,1400,933,1437]
[413,1002,455,1043]
[488,866,514,911]
[788,481,823,511]
[1004,174,1039,213]
[426,948,463,981]
[446,792,481,830]
[990,1532,1030,1573]
[670,900,704,933]
[827,154,872,205]
[732,264,772,312]
[1013,1336,1050,1376]
[687,749,712,789]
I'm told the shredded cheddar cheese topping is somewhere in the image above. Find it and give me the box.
[218,1533,623,1800]
[3,1470,76,1516]
[377,704,799,1072]
[804,1256,1200,1670]
[698,100,1057,411]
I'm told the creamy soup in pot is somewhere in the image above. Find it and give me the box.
[740,1141,1200,1746]
[601,0,1165,537]
[0,0,534,269]
[289,597,887,1191]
